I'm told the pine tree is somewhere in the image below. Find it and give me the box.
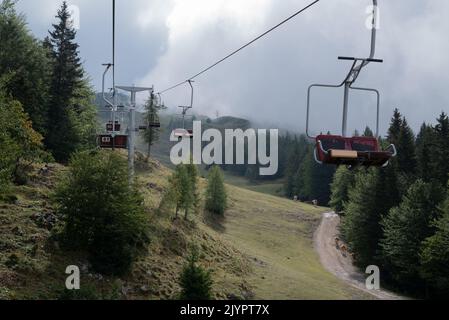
[416,123,436,183]
[205,166,227,215]
[168,164,195,220]
[186,160,201,217]
[387,108,402,145]
[397,118,417,176]
[363,126,374,137]
[420,185,449,296]
[142,92,166,158]
[380,180,444,291]
[329,166,355,214]
[297,146,335,205]
[433,112,449,186]
[46,1,86,162]
[341,169,383,267]
[179,246,213,300]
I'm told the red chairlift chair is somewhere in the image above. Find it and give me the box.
[314,135,397,167]
[98,134,128,149]
[173,128,194,139]
[306,0,397,168]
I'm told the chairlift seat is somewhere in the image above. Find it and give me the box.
[315,134,395,167]
[106,121,121,132]
[149,122,161,128]
[98,134,128,149]
[173,129,193,139]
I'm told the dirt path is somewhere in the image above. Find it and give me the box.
[314,212,405,300]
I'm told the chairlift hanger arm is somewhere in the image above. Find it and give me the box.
[102,63,114,109]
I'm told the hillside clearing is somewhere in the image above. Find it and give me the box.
[1,158,371,300]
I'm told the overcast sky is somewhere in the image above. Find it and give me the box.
[15,0,449,135]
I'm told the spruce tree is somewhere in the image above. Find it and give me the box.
[387,108,402,145]
[363,126,374,137]
[397,118,417,176]
[168,164,194,219]
[416,123,436,183]
[205,166,227,215]
[186,160,201,217]
[142,92,166,158]
[179,247,213,300]
[329,166,355,214]
[297,146,335,205]
[380,180,444,291]
[420,186,449,296]
[433,112,449,186]
[46,1,86,162]
[341,169,383,267]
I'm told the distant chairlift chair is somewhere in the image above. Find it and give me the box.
[174,80,195,139]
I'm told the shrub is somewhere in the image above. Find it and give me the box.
[179,247,213,300]
[54,150,150,276]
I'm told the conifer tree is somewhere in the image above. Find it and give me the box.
[142,92,166,158]
[45,1,89,162]
[168,164,195,220]
[341,169,383,267]
[397,118,417,176]
[329,166,355,214]
[205,166,227,215]
[186,160,201,216]
[433,112,449,186]
[179,246,213,300]
[387,108,402,145]
[380,180,444,290]
[420,186,449,296]
[55,150,150,276]
[416,123,436,183]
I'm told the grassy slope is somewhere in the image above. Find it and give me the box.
[0,157,368,300]
[222,172,284,198]
[221,185,368,300]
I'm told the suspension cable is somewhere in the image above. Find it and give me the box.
[157,0,320,95]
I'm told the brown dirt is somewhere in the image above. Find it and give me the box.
[313,212,406,300]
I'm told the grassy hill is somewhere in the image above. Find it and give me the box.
[0,155,369,300]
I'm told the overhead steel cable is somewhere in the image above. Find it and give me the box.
[157,0,320,95]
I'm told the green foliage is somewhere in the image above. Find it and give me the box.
[179,246,213,300]
[205,166,227,215]
[420,189,449,296]
[0,81,45,191]
[433,112,449,186]
[341,169,384,267]
[186,160,201,215]
[380,180,444,290]
[54,150,150,276]
[329,166,355,213]
[45,2,96,162]
[416,123,436,183]
[168,164,196,219]
[141,92,166,158]
[295,146,335,205]
[396,118,417,176]
[0,0,52,135]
